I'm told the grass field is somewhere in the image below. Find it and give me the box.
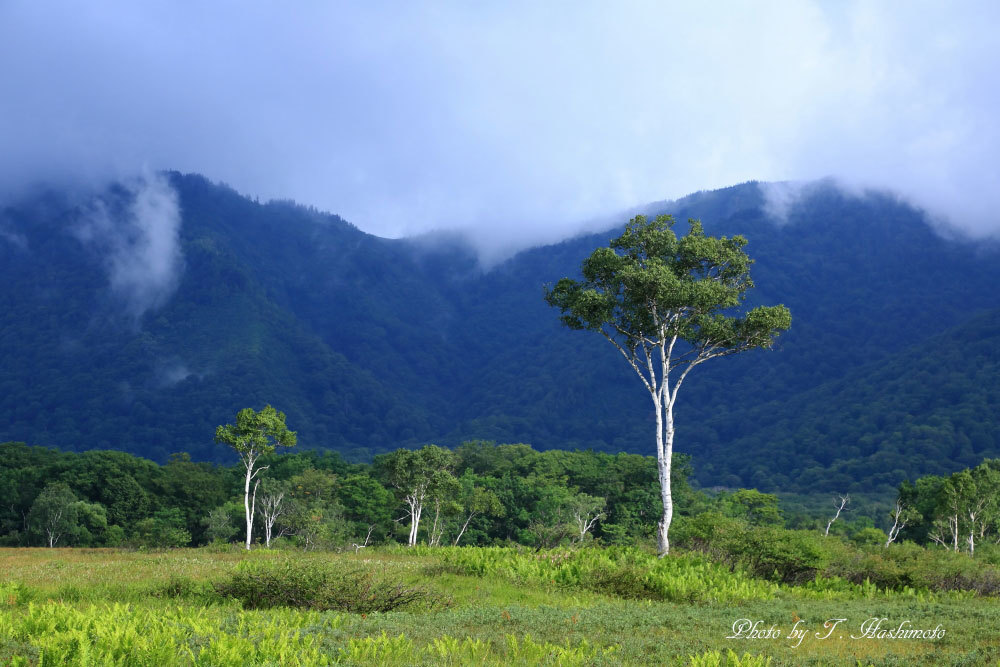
[1,546,998,665]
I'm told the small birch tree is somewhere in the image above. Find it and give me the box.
[29,482,79,548]
[379,445,456,547]
[569,493,606,543]
[824,494,850,537]
[885,500,919,547]
[258,479,290,548]
[215,405,296,550]
[546,214,791,555]
[453,473,504,546]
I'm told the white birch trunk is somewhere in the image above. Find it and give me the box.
[824,495,849,537]
[429,499,442,546]
[243,466,254,550]
[260,492,284,548]
[656,397,674,557]
[407,496,423,547]
[454,512,476,546]
[885,501,907,547]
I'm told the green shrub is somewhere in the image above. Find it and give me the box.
[907,549,1000,595]
[850,527,888,548]
[213,559,444,613]
[151,575,212,600]
[676,513,826,583]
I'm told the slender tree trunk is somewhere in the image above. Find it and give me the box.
[408,500,422,547]
[656,394,674,557]
[454,512,476,546]
[244,467,253,550]
[429,500,442,546]
[825,495,849,537]
[885,501,906,547]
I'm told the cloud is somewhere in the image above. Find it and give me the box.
[154,358,200,388]
[75,173,183,319]
[1,1,998,259]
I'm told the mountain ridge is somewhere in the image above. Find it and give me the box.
[1,172,998,494]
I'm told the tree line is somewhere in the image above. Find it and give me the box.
[4,432,998,557]
[0,436,695,550]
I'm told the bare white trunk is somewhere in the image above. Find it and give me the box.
[656,394,673,557]
[243,467,254,550]
[968,508,981,556]
[407,496,423,547]
[429,499,442,546]
[259,492,285,549]
[454,512,476,546]
[885,501,907,547]
[824,495,849,537]
[574,511,602,542]
[45,507,63,548]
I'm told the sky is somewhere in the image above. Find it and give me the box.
[1,1,999,260]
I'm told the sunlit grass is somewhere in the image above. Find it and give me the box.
[2,547,998,665]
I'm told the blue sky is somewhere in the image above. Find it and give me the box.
[2,2,998,258]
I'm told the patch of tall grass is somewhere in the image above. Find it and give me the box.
[438,546,777,603]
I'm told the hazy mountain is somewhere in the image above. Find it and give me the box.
[1,172,998,494]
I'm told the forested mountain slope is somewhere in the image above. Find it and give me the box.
[1,173,998,493]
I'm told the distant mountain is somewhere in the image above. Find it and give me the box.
[1,172,998,494]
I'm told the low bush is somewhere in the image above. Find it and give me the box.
[213,559,444,613]
[678,513,827,584]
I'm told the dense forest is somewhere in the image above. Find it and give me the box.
[1,174,999,495]
[5,438,998,564]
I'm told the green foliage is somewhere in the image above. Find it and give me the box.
[284,468,351,549]
[677,512,827,584]
[688,649,772,667]
[213,559,441,613]
[440,546,776,603]
[545,214,790,352]
[3,546,1000,664]
[850,527,888,548]
[131,508,192,548]
[719,490,784,527]
[215,405,297,460]
[28,482,79,547]
[202,505,238,544]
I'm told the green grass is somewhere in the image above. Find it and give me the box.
[1,547,998,665]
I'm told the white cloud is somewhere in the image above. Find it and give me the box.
[1,1,998,258]
[75,173,183,318]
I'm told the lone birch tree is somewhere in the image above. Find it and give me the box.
[546,214,791,556]
[29,482,79,548]
[215,405,296,550]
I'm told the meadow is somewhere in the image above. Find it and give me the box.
[2,546,999,666]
